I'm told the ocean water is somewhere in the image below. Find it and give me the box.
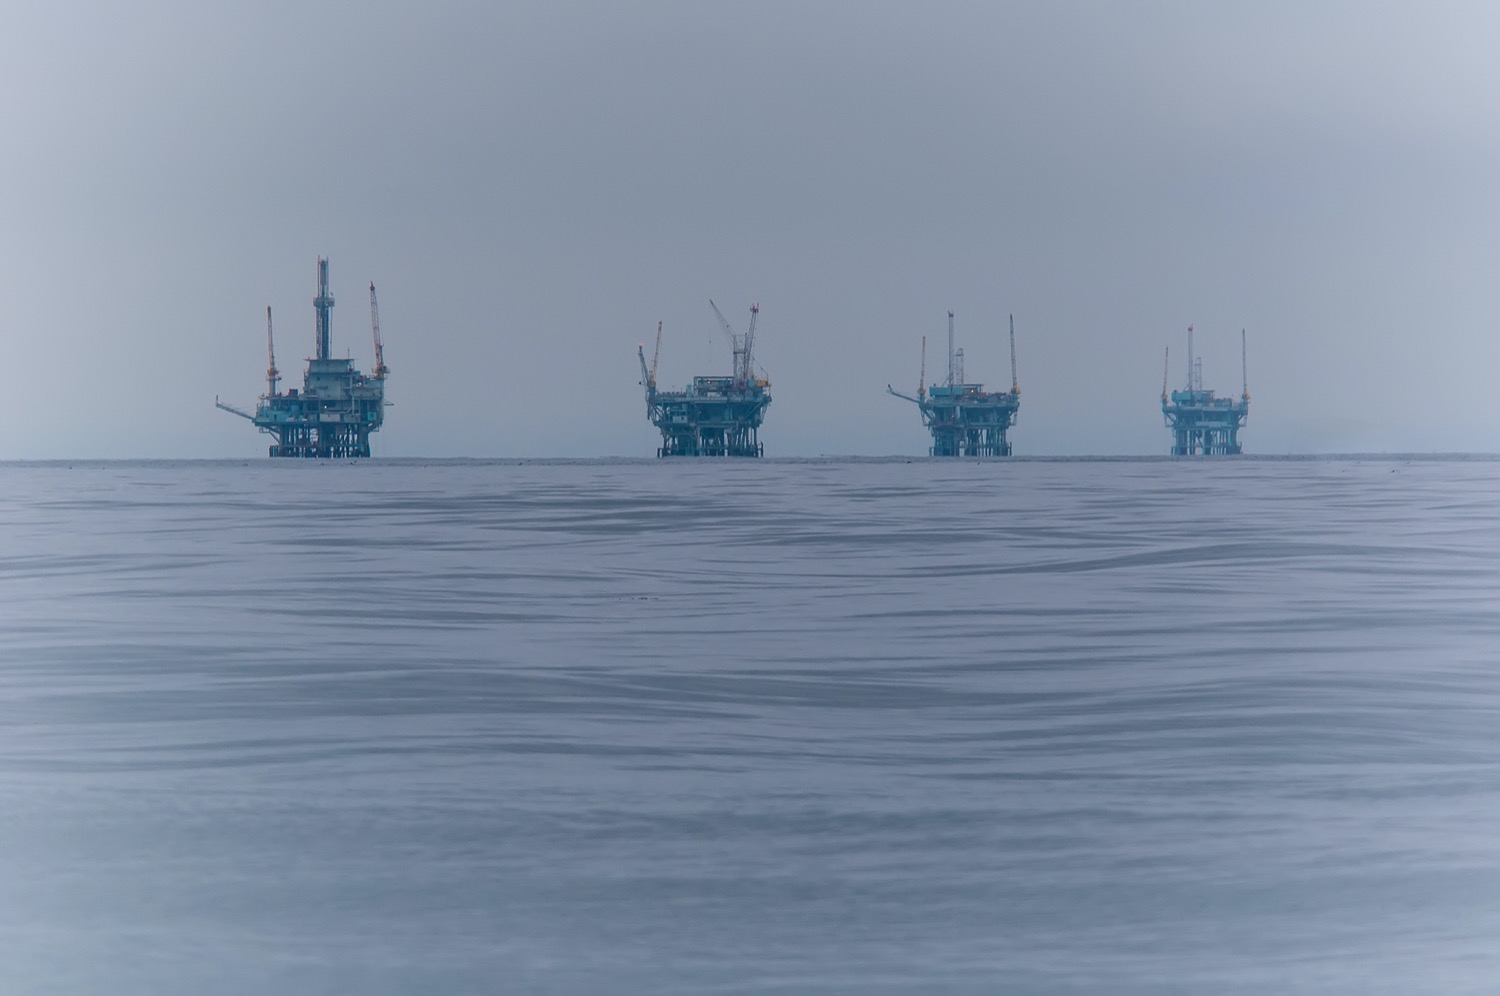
[3,456,1500,994]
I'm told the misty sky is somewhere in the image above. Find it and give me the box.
[3,1,1498,457]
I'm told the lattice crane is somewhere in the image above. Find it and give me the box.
[709,300,760,386]
[369,282,389,379]
[651,321,662,388]
[1009,314,1019,394]
[265,305,280,398]
[742,305,759,385]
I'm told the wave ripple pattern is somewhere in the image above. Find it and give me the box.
[3,458,1500,995]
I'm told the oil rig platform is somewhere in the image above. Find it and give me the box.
[637,301,771,457]
[1161,326,1249,455]
[887,312,1020,456]
[216,257,388,458]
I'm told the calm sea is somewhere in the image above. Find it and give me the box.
[3,457,1499,994]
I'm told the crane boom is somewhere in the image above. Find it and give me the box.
[650,321,662,388]
[638,342,652,405]
[709,299,737,347]
[887,384,923,405]
[215,396,255,421]
[1009,314,1019,394]
[265,305,280,398]
[369,282,388,379]
[1162,346,1170,400]
[1241,328,1249,400]
[919,335,926,398]
[742,304,759,383]
[709,299,755,386]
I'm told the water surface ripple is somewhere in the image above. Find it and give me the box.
[2,458,1499,994]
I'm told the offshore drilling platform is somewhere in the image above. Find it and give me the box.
[887,312,1020,456]
[217,258,388,457]
[1161,327,1249,455]
[637,301,771,457]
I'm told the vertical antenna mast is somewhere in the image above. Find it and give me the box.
[919,335,927,398]
[1186,324,1195,391]
[1009,314,1019,394]
[313,257,335,360]
[1162,346,1170,400]
[947,310,955,386]
[265,306,279,397]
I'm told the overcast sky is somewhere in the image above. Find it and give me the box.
[3,0,1498,457]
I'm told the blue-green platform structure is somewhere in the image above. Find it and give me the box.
[217,258,388,458]
[888,312,1020,457]
[638,302,771,457]
[1161,327,1249,456]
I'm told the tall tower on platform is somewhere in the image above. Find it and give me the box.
[888,312,1021,456]
[216,257,389,458]
[313,256,334,361]
[637,301,772,457]
[1161,326,1249,455]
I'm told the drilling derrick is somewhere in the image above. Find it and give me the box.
[638,301,772,457]
[888,311,1021,456]
[1161,326,1249,455]
[216,257,389,458]
[314,257,334,360]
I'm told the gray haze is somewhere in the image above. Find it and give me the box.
[3,1,1498,457]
